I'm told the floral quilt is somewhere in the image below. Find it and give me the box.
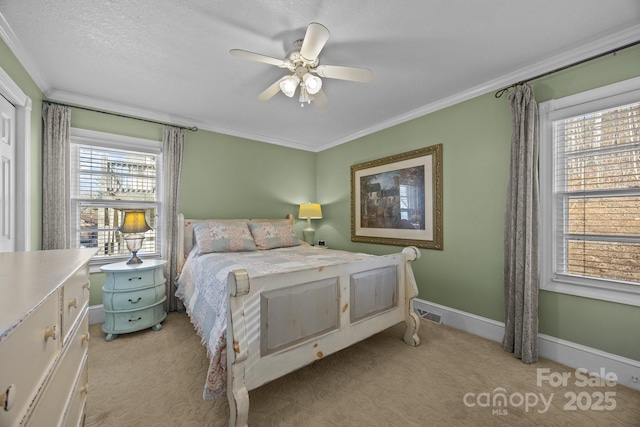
[175,245,373,400]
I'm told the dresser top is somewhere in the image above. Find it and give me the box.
[0,248,97,341]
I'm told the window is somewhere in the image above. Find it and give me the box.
[540,77,640,306]
[69,128,162,266]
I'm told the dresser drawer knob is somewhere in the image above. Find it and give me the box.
[68,297,79,309]
[128,297,142,304]
[128,276,142,281]
[1,384,16,412]
[128,316,142,323]
[82,332,91,344]
[80,384,88,395]
[44,325,57,341]
[82,281,91,290]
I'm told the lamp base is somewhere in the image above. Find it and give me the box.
[302,228,316,245]
[126,251,144,264]
[124,234,145,264]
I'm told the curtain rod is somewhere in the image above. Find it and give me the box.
[494,39,640,98]
[43,100,198,131]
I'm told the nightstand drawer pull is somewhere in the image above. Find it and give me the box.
[128,297,142,304]
[128,317,142,322]
[128,276,143,281]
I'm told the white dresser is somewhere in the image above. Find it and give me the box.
[0,248,96,427]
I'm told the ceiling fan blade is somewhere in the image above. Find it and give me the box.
[300,22,330,62]
[314,65,374,83]
[229,49,287,67]
[313,89,328,110]
[258,76,289,101]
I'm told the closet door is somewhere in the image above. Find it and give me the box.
[0,94,15,252]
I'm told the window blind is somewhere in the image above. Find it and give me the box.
[553,101,640,284]
[70,143,160,259]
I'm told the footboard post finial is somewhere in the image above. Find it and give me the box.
[402,246,421,347]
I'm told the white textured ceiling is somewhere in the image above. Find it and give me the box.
[1,1,639,151]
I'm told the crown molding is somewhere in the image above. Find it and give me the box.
[316,24,640,152]
[0,11,49,92]
[47,88,317,152]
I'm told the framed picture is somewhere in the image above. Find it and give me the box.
[351,144,443,249]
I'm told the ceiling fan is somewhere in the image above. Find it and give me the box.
[229,22,374,109]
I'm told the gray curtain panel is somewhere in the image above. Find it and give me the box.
[162,126,185,312]
[42,103,71,250]
[503,83,539,363]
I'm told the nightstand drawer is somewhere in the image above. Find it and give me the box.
[0,292,60,426]
[104,268,159,290]
[103,282,166,311]
[103,298,167,334]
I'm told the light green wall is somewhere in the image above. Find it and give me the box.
[178,130,316,220]
[3,33,638,360]
[316,94,511,321]
[317,44,640,361]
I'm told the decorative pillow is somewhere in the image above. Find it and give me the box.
[193,221,257,254]
[248,221,299,250]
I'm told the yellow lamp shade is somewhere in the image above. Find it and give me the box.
[119,210,151,234]
[298,203,323,219]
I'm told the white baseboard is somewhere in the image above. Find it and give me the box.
[89,304,105,326]
[413,298,640,391]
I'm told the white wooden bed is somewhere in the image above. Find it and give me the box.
[176,214,421,427]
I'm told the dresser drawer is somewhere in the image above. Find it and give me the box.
[0,292,60,426]
[26,310,89,427]
[62,356,88,427]
[103,282,166,311]
[103,267,165,291]
[103,298,167,334]
[61,265,90,343]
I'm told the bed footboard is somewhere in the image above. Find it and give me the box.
[226,246,421,427]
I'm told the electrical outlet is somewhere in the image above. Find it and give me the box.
[632,375,639,383]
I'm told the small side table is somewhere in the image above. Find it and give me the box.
[101,259,167,342]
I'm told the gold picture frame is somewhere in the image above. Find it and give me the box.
[351,144,443,249]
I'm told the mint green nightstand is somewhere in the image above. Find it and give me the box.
[101,259,167,342]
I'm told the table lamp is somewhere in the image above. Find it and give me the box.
[119,210,151,264]
[298,202,322,245]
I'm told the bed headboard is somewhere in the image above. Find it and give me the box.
[177,213,295,273]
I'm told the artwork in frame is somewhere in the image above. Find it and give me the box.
[351,144,443,250]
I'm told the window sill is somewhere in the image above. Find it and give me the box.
[542,278,640,307]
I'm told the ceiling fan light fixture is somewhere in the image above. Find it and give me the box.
[303,73,322,95]
[299,86,313,105]
[279,75,300,97]
[230,22,374,108]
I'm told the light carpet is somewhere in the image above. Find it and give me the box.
[85,312,640,426]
